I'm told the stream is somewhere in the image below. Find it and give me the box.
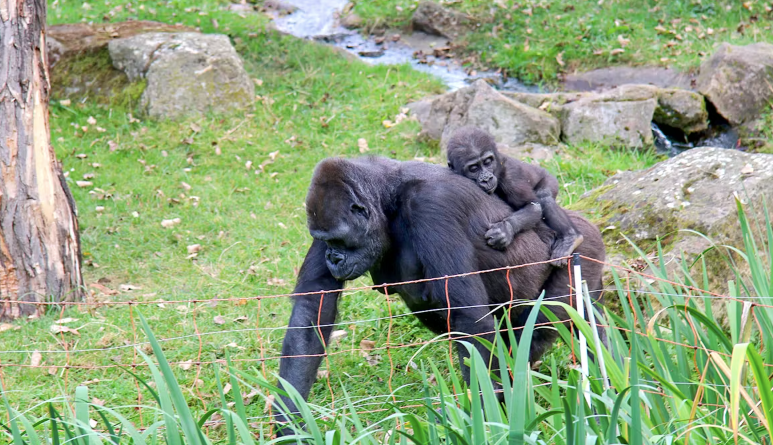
[271,0,535,92]
[269,0,739,154]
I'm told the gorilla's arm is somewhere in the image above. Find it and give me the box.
[276,239,343,422]
[485,202,543,250]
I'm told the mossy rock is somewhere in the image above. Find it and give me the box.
[49,47,145,109]
[573,147,773,301]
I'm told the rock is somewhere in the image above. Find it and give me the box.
[47,21,195,67]
[560,85,657,148]
[459,82,561,147]
[498,143,559,164]
[697,43,773,125]
[260,0,298,14]
[47,21,196,103]
[578,147,773,294]
[108,32,254,119]
[654,89,708,134]
[340,12,363,29]
[408,80,560,148]
[411,1,473,40]
[563,66,694,92]
[503,91,592,118]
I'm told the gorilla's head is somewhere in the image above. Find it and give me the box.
[446,126,502,194]
[305,158,391,281]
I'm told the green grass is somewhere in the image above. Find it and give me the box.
[353,0,773,84]
[2,0,663,432]
[5,200,773,443]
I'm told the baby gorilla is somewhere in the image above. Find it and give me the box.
[446,126,583,265]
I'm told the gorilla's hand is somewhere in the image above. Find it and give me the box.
[485,220,515,250]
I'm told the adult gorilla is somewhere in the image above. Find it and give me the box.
[276,156,605,419]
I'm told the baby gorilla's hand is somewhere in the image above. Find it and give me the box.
[485,220,515,250]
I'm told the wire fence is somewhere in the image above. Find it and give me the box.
[0,254,768,431]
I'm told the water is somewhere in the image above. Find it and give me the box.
[271,0,535,92]
[652,122,739,157]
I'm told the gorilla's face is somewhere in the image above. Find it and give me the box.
[305,160,390,281]
[446,127,502,195]
[448,148,500,194]
[461,150,498,194]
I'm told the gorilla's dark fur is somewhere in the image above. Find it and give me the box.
[446,126,583,264]
[276,156,605,423]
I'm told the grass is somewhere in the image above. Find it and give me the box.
[5,200,773,443]
[352,0,773,84]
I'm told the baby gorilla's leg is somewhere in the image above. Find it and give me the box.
[535,189,583,266]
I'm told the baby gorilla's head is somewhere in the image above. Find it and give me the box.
[446,127,501,194]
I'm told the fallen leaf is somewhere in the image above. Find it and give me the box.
[161,218,182,228]
[83,173,95,180]
[87,116,97,125]
[76,181,93,188]
[31,351,42,367]
[190,122,201,133]
[317,370,329,379]
[363,353,381,366]
[267,277,287,286]
[223,383,232,394]
[610,48,625,55]
[617,35,631,47]
[92,398,106,406]
[357,138,369,153]
[55,317,78,324]
[555,52,564,66]
[107,140,118,151]
[179,360,193,370]
[187,244,202,254]
[263,394,275,413]
[360,339,376,352]
[741,163,754,175]
[213,315,226,325]
[119,284,142,291]
[233,316,248,323]
[0,323,20,333]
[181,182,192,191]
[89,282,118,296]
[329,330,348,344]
[50,325,80,335]
[243,389,259,406]
[60,99,71,106]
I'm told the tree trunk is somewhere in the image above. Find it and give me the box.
[0,0,83,320]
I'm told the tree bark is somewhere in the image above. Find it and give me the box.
[0,0,83,320]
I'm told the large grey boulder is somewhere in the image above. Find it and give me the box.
[408,80,561,150]
[412,1,473,40]
[560,85,658,148]
[506,85,707,136]
[577,147,773,292]
[108,32,254,119]
[502,91,591,118]
[697,43,773,125]
[654,89,708,134]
